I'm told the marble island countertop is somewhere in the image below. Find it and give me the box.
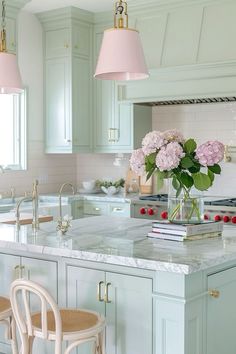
[0,216,236,274]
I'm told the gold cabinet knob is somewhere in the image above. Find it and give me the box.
[64,43,69,49]
[208,289,220,298]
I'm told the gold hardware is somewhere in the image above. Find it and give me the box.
[112,207,123,212]
[114,1,128,29]
[224,145,232,162]
[97,281,104,302]
[20,265,25,278]
[94,207,101,211]
[208,289,220,298]
[108,128,119,143]
[14,265,20,279]
[64,43,69,49]
[104,282,111,303]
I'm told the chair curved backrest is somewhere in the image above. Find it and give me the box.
[10,279,62,354]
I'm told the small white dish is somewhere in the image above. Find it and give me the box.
[82,180,96,192]
[101,186,119,196]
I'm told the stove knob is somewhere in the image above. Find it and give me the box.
[204,214,209,220]
[148,208,154,216]
[140,207,146,215]
[231,216,236,224]
[161,211,168,219]
[214,215,222,222]
[223,215,230,223]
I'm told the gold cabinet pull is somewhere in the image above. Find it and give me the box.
[104,282,111,303]
[208,289,220,298]
[112,207,123,212]
[97,281,104,302]
[64,43,69,48]
[108,128,119,143]
[14,265,20,279]
[94,207,101,211]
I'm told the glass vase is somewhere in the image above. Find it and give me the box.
[168,180,204,224]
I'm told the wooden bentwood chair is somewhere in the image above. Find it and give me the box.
[10,279,105,354]
[0,295,18,354]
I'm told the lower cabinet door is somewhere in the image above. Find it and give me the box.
[66,265,153,354]
[207,267,236,354]
[0,254,20,353]
[66,266,105,354]
[22,257,58,354]
[106,272,153,354]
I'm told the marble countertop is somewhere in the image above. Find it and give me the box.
[1,216,236,274]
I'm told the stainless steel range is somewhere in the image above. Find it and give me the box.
[131,195,236,225]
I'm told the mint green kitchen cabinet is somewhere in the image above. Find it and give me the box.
[207,266,236,354]
[94,101,152,153]
[83,200,131,218]
[66,265,153,354]
[0,254,58,354]
[38,8,93,153]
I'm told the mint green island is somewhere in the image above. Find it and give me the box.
[0,216,235,354]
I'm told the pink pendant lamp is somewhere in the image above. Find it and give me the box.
[0,0,23,94]
[94,1,149,81]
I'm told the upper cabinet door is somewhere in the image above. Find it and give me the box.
[45,28,70,58]
[72,23,90,57]
[45,57,72,153]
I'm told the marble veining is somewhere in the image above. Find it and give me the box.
[0,216,236,274]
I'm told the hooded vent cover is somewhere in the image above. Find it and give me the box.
[139,96,236,106]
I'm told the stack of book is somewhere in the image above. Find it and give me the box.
[147,220,223,242]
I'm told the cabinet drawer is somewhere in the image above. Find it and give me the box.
[83,202,108,215]
[109,203,130,217]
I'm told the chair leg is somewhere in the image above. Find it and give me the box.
[10,316,19,354]
[98,330,105,354]
[29,336,34,354]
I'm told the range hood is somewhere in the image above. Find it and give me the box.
[137,96,236,106]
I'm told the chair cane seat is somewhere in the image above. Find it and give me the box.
[31,309,99,333]
[0,297,11,320]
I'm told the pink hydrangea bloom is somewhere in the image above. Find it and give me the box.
[142,130,166,156]
[163,129,185,144]
[130,148,145,176]
[156,142,185,171]
[195,141,224,166]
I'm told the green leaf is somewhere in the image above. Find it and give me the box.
[192,172,212,191]
[188,163,201,173]
[176,186,182,198]
[156,170,165,191]
[180,156,194,169]
[146,152,157,165]
[180,172,194,188]
[208,164,221,175]
[146,167,155,181]
[208,169,215,184]
[184,139,197,154]
[172,176,180,191]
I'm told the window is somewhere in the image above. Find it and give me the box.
[0,90,27,170]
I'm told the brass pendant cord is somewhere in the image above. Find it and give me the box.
[0,0,6,52]
[114,0,128,28]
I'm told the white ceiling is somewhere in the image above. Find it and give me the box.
[24,0,134,14]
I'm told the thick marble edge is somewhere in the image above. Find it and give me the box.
[2,235,236,275]
[0,238,192,274]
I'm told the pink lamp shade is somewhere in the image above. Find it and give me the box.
[94,28,149,81]
[0,52,23,94]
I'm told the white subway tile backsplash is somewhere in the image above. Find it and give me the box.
[152,102,236,196]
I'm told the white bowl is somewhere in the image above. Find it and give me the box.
[101,186,119,196]
[82,180,96,191]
